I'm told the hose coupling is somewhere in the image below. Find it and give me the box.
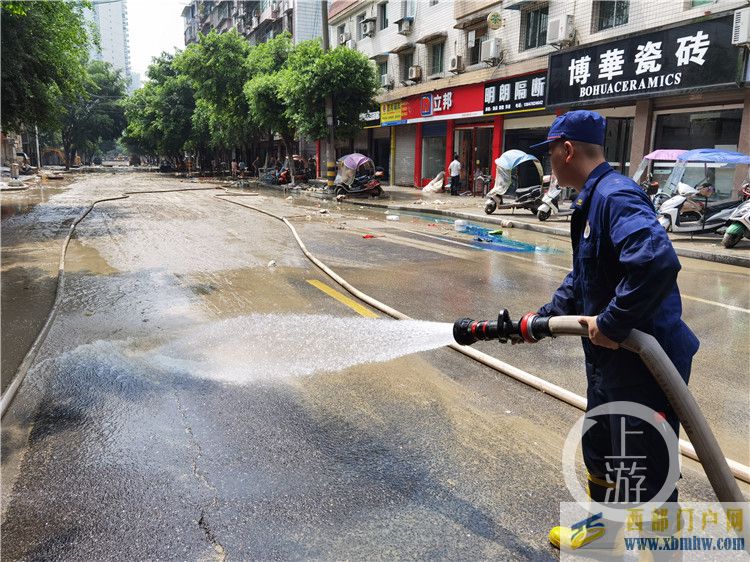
[453,309,553,346]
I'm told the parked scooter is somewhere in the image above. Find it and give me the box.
[657,181,740,234]
[658,148,750,234]
[537,176,574,221]
[334,153,384,197]
[484,150,545,215]
[722,181,750,248]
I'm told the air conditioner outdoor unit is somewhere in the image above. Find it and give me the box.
[345,39,357,49]
[480,38,502,63]
[408,65,422,80]
[448,55,463,73]
[546,14,575,45]
[397,18,413,35]
[381,74,393,88]
[338,32,350,44]
[361,21,375,37]
[732,7,750,46]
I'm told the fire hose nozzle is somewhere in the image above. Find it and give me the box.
[453,310,553,345]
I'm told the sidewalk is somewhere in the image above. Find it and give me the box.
[358,184,750,268]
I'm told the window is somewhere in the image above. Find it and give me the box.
[522,5,548,50]
[378,2,388,30]
[467,26,487,65]
[429,0,438,5]
[690,0,713,5]
[337,24,346,40]
[400,51,413,80]
[430,42,444,75]
[378,60,388,77]
[593,0,629,32]
[404,0,416,17]
[356,13,365,40]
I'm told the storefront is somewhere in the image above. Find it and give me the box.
[546,12,749,192]
[380,70,554,190]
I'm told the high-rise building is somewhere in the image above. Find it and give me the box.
[85,0,136,91]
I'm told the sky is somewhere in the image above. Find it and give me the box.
[128,0,187,79]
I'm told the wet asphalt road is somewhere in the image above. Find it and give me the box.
[1,172,748,561]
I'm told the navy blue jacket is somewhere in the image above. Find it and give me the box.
[538,162,699,387]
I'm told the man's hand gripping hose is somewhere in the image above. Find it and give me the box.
[453,311,747,507]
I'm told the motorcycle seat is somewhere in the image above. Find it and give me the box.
[516,185,541,196]
[708,199,742,212]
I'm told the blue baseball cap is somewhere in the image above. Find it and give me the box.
[530,110,606,149]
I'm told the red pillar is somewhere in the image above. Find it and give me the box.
[315,140,321,178]
[491,115,504,183]
[414,122,423,188]
[445,120,454,192]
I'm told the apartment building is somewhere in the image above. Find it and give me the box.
[182,0,322,47]
[85,0,136,92]
[329,0,750,195]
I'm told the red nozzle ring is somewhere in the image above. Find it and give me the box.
[520,312,539,343]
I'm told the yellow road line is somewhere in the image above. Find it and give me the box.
[307,279,379,318]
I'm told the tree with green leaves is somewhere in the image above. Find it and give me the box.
[244,33,295,179]
[122,52,197,164]
[60,60,127,168]
[280,42,379,143]
[1,1,92,132]
[176,30,255,158]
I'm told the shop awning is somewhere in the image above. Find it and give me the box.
[416,31,447,44]
[390,42,415,54]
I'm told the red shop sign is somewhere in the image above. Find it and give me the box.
[402,82,485,123]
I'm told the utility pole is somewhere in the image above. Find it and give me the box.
[321,0,336,190]
[34,124,42,171]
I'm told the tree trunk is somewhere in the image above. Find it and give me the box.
[283,138,295,186]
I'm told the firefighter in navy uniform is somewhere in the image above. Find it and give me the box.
[528,110,700,550]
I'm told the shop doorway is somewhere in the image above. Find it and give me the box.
[604,117,632,175]
[505,127,550,174]
[373,137,390,180]
[456,126,493,195]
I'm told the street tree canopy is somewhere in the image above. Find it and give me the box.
[122,53,196,160]
[281,42,380,141]
[61,60,127,168]
[176,30,255,152]
[1,0,92,131]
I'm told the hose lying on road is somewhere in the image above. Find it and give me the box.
[215,191,750,492]
[3,186,747,501]
[0,187,222,418]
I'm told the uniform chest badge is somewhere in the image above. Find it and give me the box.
[583,221,591,239]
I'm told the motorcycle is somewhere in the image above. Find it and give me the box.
[334,153,384,197]
[722,182,750,248]
[657,181,740,234]
[630,149,687,210]
[658,148,750,234]
[484,149,546,215]
[537,176,574,221]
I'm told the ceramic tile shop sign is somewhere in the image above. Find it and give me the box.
[483,70,547,115]
[546,15,745,107]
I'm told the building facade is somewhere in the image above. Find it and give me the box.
[328,0,750,195]
[182,0,322,47]
[85,0,137,92]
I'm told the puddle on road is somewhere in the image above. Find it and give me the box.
[61,314,456,385]
[394,212,562,254]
